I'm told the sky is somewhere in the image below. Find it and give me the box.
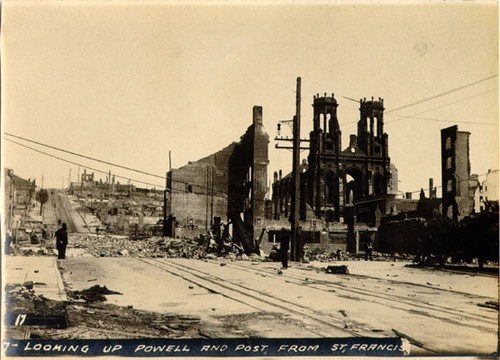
[2,1,498,198]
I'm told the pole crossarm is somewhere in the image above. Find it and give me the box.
[275,145,310,150]
[275,137,310,142]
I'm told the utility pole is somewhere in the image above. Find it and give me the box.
[291,77,302,262]
[163,151,172,237]
[210,155,216,224]
[205,166,209,231]
[275,77,310,262]
[163,170,168,236]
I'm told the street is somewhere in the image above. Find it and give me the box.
[57,253,498,354]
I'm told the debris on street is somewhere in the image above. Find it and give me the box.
[68,285,122,303]
[325,265,349,274]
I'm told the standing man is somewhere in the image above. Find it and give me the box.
[280,229,289,269]
[365,234,373,261]
[55,223,68,259]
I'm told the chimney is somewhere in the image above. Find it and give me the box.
[429,178,434,198]
[253,106,263,125]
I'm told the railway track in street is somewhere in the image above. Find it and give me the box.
[205,260,498,332]
[135,257,500,354]
[136,258,388,339]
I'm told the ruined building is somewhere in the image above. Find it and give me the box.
[3,169,37,232]
[166,106,269,243]
[272,94,394,226]
[474,169,499,213]
[441,125,478,221]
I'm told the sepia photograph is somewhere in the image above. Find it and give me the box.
[1,0,498,357]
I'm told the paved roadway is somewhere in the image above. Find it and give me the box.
[47,190,91,233]
[60,257,499,355]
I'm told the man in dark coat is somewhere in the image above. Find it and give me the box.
[365,234,373,261]
[55,223,68,259]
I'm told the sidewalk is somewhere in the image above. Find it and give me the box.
[3,255,67,301]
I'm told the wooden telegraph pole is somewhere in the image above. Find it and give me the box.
[275,77,310,261]
[290,77,302,261]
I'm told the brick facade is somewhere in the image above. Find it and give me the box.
[167,106,269,242]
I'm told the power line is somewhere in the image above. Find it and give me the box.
[4,132,165,180]
[386,74,498,114]
[386,87,498,125]
[385,114,498,126]
[5,137,266,202]
[402,170,497,195]
[340,87,498,127]
[5,138,166,189]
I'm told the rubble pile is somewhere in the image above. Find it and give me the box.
[69,234,208,258]
[5,282,43,304]
[305,248,415,262]
[4,283,69,338]
[4,283,207,339]
[69,285,122,303]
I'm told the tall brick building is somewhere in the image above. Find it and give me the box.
[441,125,478,221]
[166,106,269,242]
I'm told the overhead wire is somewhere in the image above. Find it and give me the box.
[400,170,497,195]
[385,73,498,114]
[336,86,498,127]
[4,132,165,180]
[5,138,166,189]
[385,87,498,125]
[4,136,267,202]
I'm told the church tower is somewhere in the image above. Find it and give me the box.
[307,93,342,222]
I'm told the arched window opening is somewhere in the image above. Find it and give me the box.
[325,171,335,203]
[319,113,325,132]
[345,168,363,202]
[373,174,384,196]
[326,113,332,134]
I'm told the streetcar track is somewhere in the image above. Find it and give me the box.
[202,260,498,331]
[136,258,380,338]
[139,258,440,354]
[224,264,496,325]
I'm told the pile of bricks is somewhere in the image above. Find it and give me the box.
[69,234,208,258]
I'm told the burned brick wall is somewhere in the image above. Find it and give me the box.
[441,125,475,221]
[167,143,236,232]
[378,217,426,255]
[168,106,269,239]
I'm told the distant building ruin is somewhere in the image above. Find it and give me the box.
[3,169,37,232]
[474,169,499,213]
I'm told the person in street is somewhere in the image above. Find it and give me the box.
[5,232,13,255]
[55,223,68,259]
[279,231,289,269]
[364,235,373,261]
